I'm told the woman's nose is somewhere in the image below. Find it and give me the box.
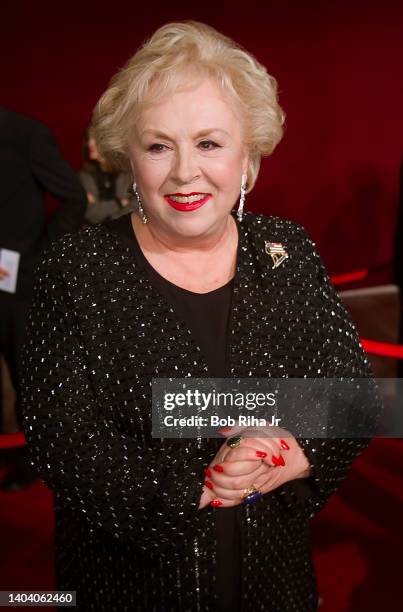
[171,148,200,185]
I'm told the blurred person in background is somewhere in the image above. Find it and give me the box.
[0,107,86,489]
[79,125,135,224]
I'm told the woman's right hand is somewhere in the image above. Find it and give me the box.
[198,439,271,509]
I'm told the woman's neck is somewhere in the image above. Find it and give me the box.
[132,212,236,253]
[130,213,239,293]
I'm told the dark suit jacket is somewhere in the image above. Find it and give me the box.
[0,107,86,297]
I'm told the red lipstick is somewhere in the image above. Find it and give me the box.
[164,192,211,212]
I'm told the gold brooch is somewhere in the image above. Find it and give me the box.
[265,241,288,269]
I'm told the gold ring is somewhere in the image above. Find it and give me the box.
[227,436,242,449]
[241,485,259,499]
[241,485,263,505]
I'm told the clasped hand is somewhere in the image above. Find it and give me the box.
[199,425,311,509]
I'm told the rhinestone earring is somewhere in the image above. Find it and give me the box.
[132,181,148,224]
[237,174,247,222]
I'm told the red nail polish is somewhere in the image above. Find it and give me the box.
[272,454,285,466]
[280,439,290,451]
[213,464,224,473]
[256,451,267,458]
[210,499,222,507]
[204,468,212,477]
[204,480,213,490]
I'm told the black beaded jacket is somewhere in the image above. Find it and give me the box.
[22,213,372,612]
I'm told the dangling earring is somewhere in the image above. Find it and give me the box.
[132,181,148,224]
[237,174,247,222]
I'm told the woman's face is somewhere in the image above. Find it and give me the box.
[128,77,249,240]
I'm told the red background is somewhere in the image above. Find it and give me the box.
[2,0,402,275]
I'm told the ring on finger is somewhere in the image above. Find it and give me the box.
[241,485,263,506]
[227,435,242,449]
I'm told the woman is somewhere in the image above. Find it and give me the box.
[22,21,376,611]
[79,125,136,224]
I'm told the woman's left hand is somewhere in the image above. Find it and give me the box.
[205,426,311,508]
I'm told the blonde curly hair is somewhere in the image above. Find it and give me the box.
[92,21,285,192]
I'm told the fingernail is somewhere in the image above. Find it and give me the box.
[204,480,213,490]
[213,464,224,473]
[256,451,267,458]
[272,454,285,466]
[210,499,222,507]
[219,426,232,433]
[204,468,212,477]
[280,439,290,451]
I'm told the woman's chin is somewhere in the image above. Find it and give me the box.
[164,213,229,240]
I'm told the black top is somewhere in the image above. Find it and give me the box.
[110,213,233,376]
[110,213,241,611]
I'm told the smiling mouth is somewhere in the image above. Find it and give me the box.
[166,192,210,203]
[164,192,211,211]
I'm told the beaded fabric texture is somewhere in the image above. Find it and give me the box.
[22,213,374,611]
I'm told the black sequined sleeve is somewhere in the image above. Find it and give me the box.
[279,225,381,519]
[21,250,205,548]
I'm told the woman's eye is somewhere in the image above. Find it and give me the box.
[198,140,220,150]
[148,143,168,153]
